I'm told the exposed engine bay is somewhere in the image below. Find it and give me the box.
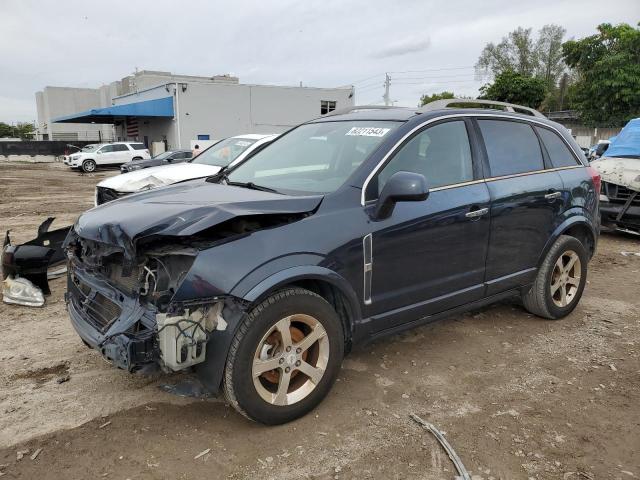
[64,212,310,374]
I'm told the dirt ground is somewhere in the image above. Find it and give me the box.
[0,162,639,480]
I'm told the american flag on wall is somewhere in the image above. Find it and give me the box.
[126,117,139,139]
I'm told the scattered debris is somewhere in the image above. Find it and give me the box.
[610,364,618,371]
[194,448,210,460]
[2,217,72,296]
[98,421,112,429]
[159,378,213,399]
[410,413,471,480]
[56,375,70,384]
[16,449,29,461]
[2,276,44,307]
[30,448,42,460]
[620,251,640,257]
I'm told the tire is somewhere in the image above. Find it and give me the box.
[81,159,96,173]
[223,287,344,424]
[132,156,142,161]
[523,235,588,319]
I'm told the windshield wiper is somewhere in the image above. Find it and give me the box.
[227,181,279,193]
[205,165,230,183]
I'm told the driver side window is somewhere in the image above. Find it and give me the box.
[99,145,115,153]
[377,120,473,195]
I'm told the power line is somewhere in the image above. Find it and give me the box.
[389,66,475,74]
[390,73,479,81]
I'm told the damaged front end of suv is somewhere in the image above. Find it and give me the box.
[64,181,320,384]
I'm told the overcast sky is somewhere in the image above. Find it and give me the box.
[0,0,638,123]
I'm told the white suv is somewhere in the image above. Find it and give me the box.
[66,142,151,172]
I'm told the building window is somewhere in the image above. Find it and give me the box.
[321,100,336,115]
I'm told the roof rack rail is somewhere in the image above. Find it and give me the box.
[418,98,545,118]
[323,105,398,117]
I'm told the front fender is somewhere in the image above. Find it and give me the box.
[196,263,362,394]
[239,264,361,318]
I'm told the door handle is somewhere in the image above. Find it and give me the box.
[465,207,489,219]
[544,191,562,200]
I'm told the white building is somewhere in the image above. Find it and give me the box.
[36,70,354,151]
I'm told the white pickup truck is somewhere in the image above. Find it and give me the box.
[65,142,151,172]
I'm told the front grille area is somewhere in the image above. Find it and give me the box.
[71,279,122,332]
[602,181,640,204]
[96,186,130,205]
[105,262,141,294]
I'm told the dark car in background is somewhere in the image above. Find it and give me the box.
[65,100,600,425]
[120,149,193,173]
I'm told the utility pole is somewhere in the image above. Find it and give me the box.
[383,73,391,106]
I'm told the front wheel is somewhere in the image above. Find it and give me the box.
[81,159,96,173]
[223,288,344,424]
[523,235,588,319]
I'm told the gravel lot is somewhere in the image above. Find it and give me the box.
[0,162,639,480]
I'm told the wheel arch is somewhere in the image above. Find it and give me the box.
[196,266,361,394]
[240,266,362,350]
[539,214,597,267]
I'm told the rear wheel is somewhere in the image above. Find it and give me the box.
[132,156,142,161]
[81,159,96,173]
[523,235,588,319]
[223,288,344,424]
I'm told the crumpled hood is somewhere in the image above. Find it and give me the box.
[75,180,323,257]
[592,156,640,192]
[96,163,223,193]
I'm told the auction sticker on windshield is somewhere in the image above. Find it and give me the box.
[345,127,390,137]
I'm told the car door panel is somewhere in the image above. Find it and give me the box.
[476,118,566,295]
[368,182,491,331]
[96,146,113,165]
[363,119,491,333]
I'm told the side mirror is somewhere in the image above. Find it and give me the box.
[374,171,429,219]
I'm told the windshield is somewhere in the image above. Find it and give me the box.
[227,121,400,194]
[81,144,99,152]
[192,137,258,167]
[152,151,173,160]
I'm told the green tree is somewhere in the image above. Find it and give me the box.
[476,24,567,89]
[0,121,35,139]
[477,27,537,76]
[479,70,547,108]
[562,22,640,126]
[419,91,455,106]
[535,24,567,89]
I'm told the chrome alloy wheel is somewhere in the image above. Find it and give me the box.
[252,314,329,406]
[550,250,582,308]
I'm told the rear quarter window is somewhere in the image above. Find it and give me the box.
[130,143,147,150]
[535,127,579,168]
[478,120,544,177]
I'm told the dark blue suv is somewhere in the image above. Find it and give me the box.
[65,100,600,424]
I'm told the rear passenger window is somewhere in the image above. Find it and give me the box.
[478,120,544,176]
[535,127,579,168]
[378,120,473,193]
[112,144,129,152]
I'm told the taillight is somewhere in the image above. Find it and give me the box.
[587,166,601,194]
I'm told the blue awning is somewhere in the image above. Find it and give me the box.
[53,96,174,124]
